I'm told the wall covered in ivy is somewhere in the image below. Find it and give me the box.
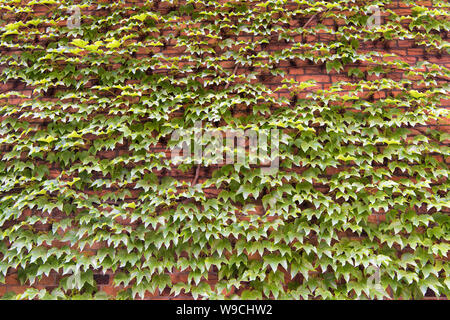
[0,0,449,300]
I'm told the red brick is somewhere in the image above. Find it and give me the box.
[5,273,19,285]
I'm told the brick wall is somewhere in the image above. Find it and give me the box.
[0,0,448,300]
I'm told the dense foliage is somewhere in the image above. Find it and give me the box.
[0,0,449,299]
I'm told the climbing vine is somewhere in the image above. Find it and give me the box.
[0,0,449,299]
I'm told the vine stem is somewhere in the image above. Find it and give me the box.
[191,164,201,186]
[302,7,331,29]
[302,13,317,29]
[225,63,239,90]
